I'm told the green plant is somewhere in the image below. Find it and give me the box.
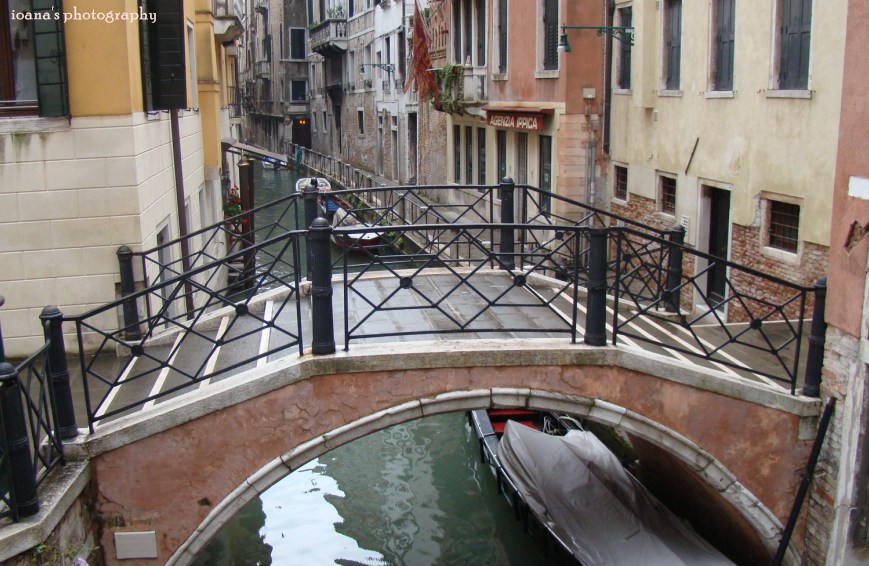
[223,185,243,218]
[32,542,98,566]
[434,64,466,115]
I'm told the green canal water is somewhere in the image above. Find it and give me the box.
[192,164,572,565]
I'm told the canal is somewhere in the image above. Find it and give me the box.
[192,164,572,565]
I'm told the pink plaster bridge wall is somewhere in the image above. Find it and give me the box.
[76,341,821,565]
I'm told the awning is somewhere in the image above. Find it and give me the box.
[222,139,290,168]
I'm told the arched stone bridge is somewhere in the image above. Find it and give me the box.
[69,339,820,566]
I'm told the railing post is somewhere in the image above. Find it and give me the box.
[116,246,142,341]
[665,224,686,313]
[39,307,78,440]
[585,228,608,346]
[308,217,336,355]
[238,158,256,291]
[0,362,39,518]
[0,295,5,363]
[303,177,321,281]
[499,177,516,270]
[802,276,827,397]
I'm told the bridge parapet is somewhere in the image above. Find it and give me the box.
[57,339,818,565]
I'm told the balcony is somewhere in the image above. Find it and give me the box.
[309,19,348,56]
[213,0,242,42]
[433,64,487,115]
[256,59,270,78]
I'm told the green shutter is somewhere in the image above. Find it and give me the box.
[140,0,188,111]
[32,0,69,117]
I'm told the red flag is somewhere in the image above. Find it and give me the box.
[405,0,441,102]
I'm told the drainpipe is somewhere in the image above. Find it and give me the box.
[602,0,614,155]
[170,108,195,317]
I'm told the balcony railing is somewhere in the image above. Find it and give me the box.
[255,59,270,78]
[309,19,348,55]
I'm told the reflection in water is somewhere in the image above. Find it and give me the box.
[194,413,574,565]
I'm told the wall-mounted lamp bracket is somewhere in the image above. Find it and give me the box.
[360,63,396,75]
[558,24,635,52]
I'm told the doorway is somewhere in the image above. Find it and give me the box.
[705,187,730,305]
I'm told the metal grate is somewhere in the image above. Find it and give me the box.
[614,166,628,200]
[660,176,677,215]
[768,200,800,253]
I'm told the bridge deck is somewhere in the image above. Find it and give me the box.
[76,271,807,429]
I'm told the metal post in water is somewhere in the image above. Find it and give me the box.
[585,228,608,346]
[39,306,78,440]
[665,225,686,313]
[802,276,827,397]
[303,178,321,281]
[0,362,39,518]
[116,246,142,341]
[499,177,516,271]
[308,217,336,355]
[238,158,256,290]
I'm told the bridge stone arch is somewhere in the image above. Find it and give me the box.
[78,340,820,565]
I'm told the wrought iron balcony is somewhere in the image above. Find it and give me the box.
[309,18,348,56]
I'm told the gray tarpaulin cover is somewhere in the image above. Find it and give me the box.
[496,421,734,565]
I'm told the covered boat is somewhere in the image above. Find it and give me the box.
[470,410,734,565]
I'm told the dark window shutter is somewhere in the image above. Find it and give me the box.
[715,0,734,90]
[453,0,462,64]
[476,0,485,65]
[32,0,69,117]
[618,7,632,89]
[498,0,508,73]
[666,0,682,90]
[141,0,187,111]
[543,0,558,70]
[780,0,811,89]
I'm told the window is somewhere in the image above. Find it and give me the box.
[498,0,508,73]
[290,29,306,60]
[712,0,735,91]
[539,135,552,213]
[659,175,677,215]
[497,130,507,182]
[477,127,487,187]
[768,200,800,252]
[358,109,364,134]
[542,0,559,71]
[777,0,811,90]
[475,0,486,65]
[516,132,528,184]
[290,79,308,100]
[663,0,682,91]
[614,165,628,201]
[454,125,462,183]
[465,126,474,184]
[1,0,69,117]
[617,7,633,90]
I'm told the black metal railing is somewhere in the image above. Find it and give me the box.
[0,304,76,521]
[68,231,305,430]
[61,180,823,430]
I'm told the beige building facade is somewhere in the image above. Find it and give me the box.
[608,0,841,315]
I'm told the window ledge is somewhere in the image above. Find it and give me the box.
[613,88,632,96]
[762,245,800,265]
[705,90,734,99]
[658,211,676,220]
[535,70,560,80]
[766,89,812,99]
[612,196,628,205]
[658,90,682,98]
[0,116,69,134]
[492,73,508,81]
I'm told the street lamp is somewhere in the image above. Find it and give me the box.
[360,63,396,75]
[558,24,634,52]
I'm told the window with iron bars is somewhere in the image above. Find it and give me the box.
[614,165,628,201]
[768,200,800,253]
[659,175,677,215]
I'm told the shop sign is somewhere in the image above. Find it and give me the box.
[487,111,544,132]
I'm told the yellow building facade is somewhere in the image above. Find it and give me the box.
[0,0,242,356]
